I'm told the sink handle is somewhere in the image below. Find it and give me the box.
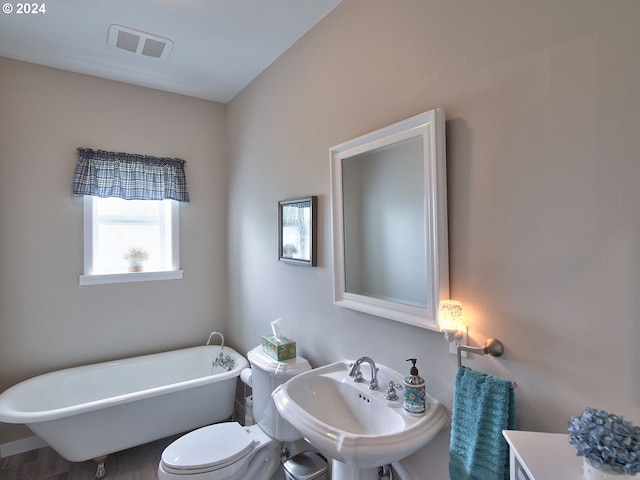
[349,363,365,383]
[384,381,403,401]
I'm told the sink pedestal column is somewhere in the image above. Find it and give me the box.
[331,460,378,480]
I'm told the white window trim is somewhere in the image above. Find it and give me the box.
[79,196,183,286]
[79,270,183,286]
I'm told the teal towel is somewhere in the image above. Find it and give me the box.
[449,366,515,480]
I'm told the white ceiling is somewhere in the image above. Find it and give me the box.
[0,0,342,103]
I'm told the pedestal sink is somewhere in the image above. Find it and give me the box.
[272,360,447,480]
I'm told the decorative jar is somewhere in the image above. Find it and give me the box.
[584,458,632,480]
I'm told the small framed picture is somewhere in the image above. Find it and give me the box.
[278,196,317,266]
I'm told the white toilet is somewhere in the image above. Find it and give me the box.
[158,346,311,480]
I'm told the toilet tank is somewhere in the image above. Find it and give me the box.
[247,346,311,442]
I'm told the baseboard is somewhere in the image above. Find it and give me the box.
[0,435,47,458]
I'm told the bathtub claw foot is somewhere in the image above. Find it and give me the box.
[93,455,108,479]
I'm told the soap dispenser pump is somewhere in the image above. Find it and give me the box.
[403,358,426,416]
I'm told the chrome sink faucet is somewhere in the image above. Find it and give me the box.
[349,356,379,390]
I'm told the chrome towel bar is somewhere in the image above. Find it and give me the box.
[457,338,504,368]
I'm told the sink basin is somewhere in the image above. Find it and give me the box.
[272,359,447,473]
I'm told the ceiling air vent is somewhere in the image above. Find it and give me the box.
[107,24,174,59]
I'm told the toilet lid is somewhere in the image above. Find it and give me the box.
[161,422,255,474]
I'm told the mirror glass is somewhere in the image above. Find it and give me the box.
[330,109,449,330]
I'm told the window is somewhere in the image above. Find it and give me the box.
[74,148,189,286]
[80,197,182,285]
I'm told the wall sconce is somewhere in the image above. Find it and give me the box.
[439,300,463,342]
[439,300,506,364]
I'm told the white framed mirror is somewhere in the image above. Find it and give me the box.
[330,109,449,330]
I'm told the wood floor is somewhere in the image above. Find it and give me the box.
[0,435,181,480]
[0,436,291,480]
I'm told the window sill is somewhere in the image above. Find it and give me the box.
[79,270,184,286]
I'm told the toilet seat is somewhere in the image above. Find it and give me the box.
[160,422,256,476]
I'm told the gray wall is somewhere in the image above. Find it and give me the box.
[226,1,640,477]
[0,58,228,443]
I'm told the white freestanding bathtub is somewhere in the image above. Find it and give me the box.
[0,345,248,478]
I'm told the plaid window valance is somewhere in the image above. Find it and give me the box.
[73,148,190,202]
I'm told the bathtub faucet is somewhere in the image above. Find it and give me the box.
[206,331,224,348]
[207,331,235,372]
[213,354,234,372]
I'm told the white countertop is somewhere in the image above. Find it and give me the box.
[503,430,583,480]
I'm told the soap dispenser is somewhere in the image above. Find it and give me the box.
[403,358,426,415]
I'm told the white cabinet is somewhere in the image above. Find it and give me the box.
[502,430,583,480]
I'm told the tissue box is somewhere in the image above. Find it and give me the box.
[261,335,296,361]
